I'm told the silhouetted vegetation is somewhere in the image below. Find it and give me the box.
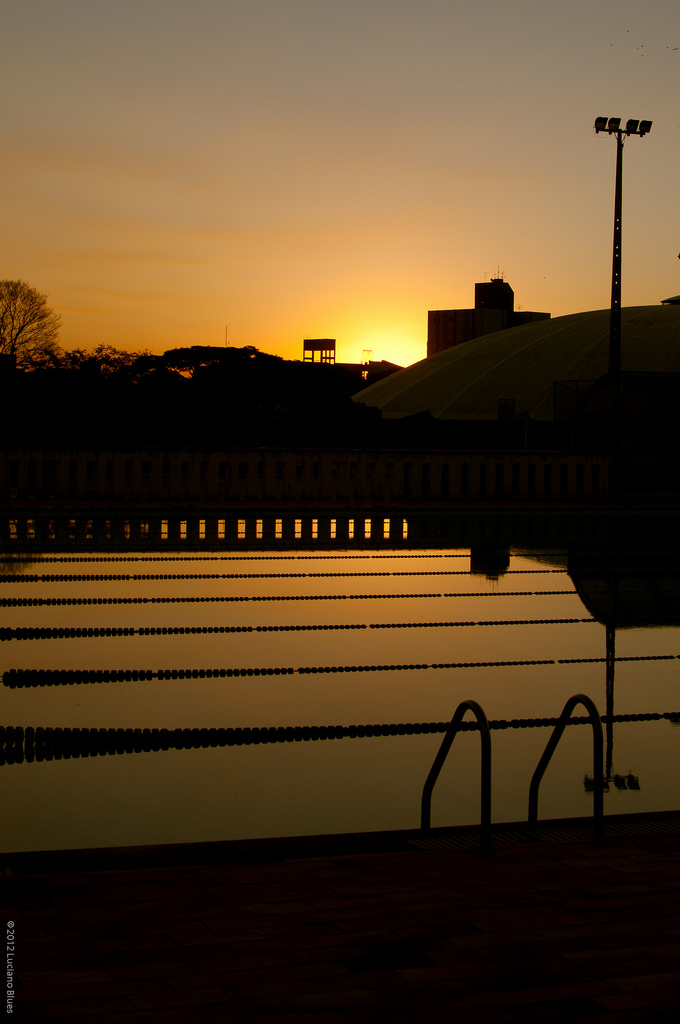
[0,280,62,370]
[0,342,389,448]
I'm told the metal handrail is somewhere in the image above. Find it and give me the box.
[421,699,491,847]
[528,693,604,840]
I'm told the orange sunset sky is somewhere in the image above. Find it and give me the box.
[2,0,679,367]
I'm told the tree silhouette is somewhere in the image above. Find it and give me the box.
[0,280,61,369]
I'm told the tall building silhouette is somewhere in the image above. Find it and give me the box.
[427,277,550,357]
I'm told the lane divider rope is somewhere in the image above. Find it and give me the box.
[2,553,475,564]
[1,568,570,583]
[0,618,598,641]
[5,586,676,608]
[4,654,677,687]
[1,712,677,762]
[0,590,611,608]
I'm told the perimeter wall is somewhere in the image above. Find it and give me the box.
[0,448,612,503]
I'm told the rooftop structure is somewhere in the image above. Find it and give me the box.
[303,339,335,364]
[427,277,550,358]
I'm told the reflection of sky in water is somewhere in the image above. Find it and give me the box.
[2,547,679,852]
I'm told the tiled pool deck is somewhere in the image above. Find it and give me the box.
[5,822,680,1023]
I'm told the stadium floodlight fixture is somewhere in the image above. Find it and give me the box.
[594,116,653,137]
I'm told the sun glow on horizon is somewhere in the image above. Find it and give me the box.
[344,326,425,369]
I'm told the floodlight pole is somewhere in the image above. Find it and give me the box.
[594,117,652,495]
[609,131,624,377]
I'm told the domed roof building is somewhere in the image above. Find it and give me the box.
[354,305,680,422]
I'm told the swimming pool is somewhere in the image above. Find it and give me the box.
[2,510,679,852]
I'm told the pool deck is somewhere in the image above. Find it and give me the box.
[5,820,680,1023]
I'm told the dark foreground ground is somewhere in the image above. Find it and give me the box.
[5,829,680,1023]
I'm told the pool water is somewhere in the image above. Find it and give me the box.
[1,539,679,852]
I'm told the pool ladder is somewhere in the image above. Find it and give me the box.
[421,693,604,847]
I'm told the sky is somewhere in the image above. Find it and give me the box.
[1,0,679,367]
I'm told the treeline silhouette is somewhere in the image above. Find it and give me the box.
[0,344,387,448]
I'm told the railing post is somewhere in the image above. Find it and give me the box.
[421,699,491,848]
[528,693,604,840]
